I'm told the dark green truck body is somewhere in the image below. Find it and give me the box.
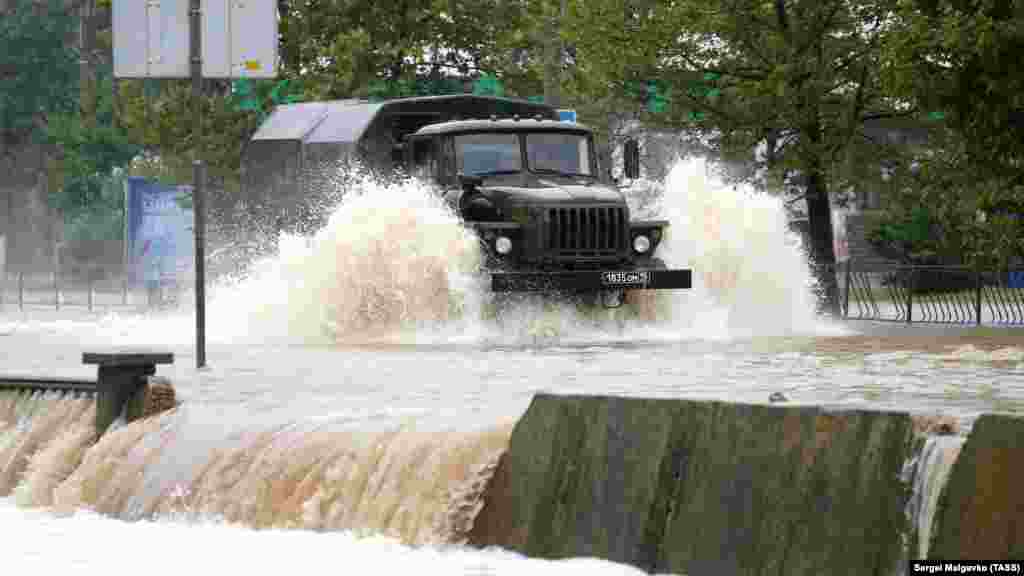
[244,95,691,301]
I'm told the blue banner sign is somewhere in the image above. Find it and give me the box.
[125,177,194,288]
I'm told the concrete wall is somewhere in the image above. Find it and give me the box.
[469,395,1024,575]
[1,144,59,275]
[929,414,1024,560]
[469,394,916,576]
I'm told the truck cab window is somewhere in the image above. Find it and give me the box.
[527,133,593,175]
[455,133,521,175]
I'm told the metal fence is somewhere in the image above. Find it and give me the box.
[0,272,184,312]
[842,262,1024,325]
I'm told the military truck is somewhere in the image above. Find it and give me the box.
[243,94,691,307]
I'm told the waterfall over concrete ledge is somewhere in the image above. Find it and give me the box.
[468,394,1023,576]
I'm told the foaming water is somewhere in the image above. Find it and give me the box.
[3,497,661,576]
[2,389,513,546]
[649,159,822,337]
[212,175,486,346]
[0,391,94,497]
[73,158,836,349]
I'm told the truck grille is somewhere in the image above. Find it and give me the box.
[545,206,627,257]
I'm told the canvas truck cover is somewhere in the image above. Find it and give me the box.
[242,95,559,232]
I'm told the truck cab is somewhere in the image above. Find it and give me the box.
[403,117,691,300]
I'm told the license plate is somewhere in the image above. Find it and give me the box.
[601,271,650,286]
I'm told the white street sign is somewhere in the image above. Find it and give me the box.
[113,0,278,79]
[202,0,278,78]
[113,0,190,77]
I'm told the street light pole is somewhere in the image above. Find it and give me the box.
[190,0,207,369]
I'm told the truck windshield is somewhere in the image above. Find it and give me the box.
[526,133,593,176]
[455,134,521,175]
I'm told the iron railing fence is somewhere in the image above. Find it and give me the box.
[842,262,1024,325]
[0,272,177,312]
[5,261,1023,325]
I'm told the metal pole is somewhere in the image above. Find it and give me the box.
[54,271,60,310]
[122,175,130,307]
[974,262,983,326]
[18,272,23,311]
[843,259,852,318]
[191,0,207,369]
[906,267,914,324]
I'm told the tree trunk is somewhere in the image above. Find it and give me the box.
[805,168,840,315]
[542,0,566,108]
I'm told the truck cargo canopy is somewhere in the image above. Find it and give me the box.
[251,100,380,144]
[250,95,558,146]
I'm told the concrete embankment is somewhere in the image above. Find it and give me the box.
[929,414,1024,560]
[468,394,1022,576]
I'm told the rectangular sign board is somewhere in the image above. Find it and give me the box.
[202,0,278,78]
[125,178,194,288]
[113,0,190,77]
[113,0,277,79]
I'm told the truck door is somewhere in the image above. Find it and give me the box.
[409,137,437,182]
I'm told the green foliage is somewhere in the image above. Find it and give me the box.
[367,74,468,101]
[46,73,140,218]
[277,0,535,100]
[0,0,80,150]
[61,169,127,243]
[232,78,304,118]
[881,0,1024,182]
[867,133,1024,266]
[473,73,504,97]
[868,205,938,263]
[566,0,905,189]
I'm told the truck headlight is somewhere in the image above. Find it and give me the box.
[633,234,651,254]
[495,236,513,255]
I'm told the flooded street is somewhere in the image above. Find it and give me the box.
[2,161,1021,574]
[3,310,1022,432]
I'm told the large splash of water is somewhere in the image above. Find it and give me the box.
[639,159,821,338]
[60,157,833,349]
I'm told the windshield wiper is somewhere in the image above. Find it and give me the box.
[532,168,594,178]
[471,170,522,177]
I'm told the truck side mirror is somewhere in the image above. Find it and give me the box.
[623,139,640,180]
[458,172,483,191]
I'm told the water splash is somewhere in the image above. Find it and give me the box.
[26,157,838,350]
[649,159,822,337]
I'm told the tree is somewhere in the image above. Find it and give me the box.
[45,72,139,225]
[1,0,82,271]
[883,0,1024,183]
[874,0,1024,266]
[568,0,915,313]
[0,0,79,158]
[276,0,537,100]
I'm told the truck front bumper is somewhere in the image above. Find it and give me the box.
[490,268,692,293]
